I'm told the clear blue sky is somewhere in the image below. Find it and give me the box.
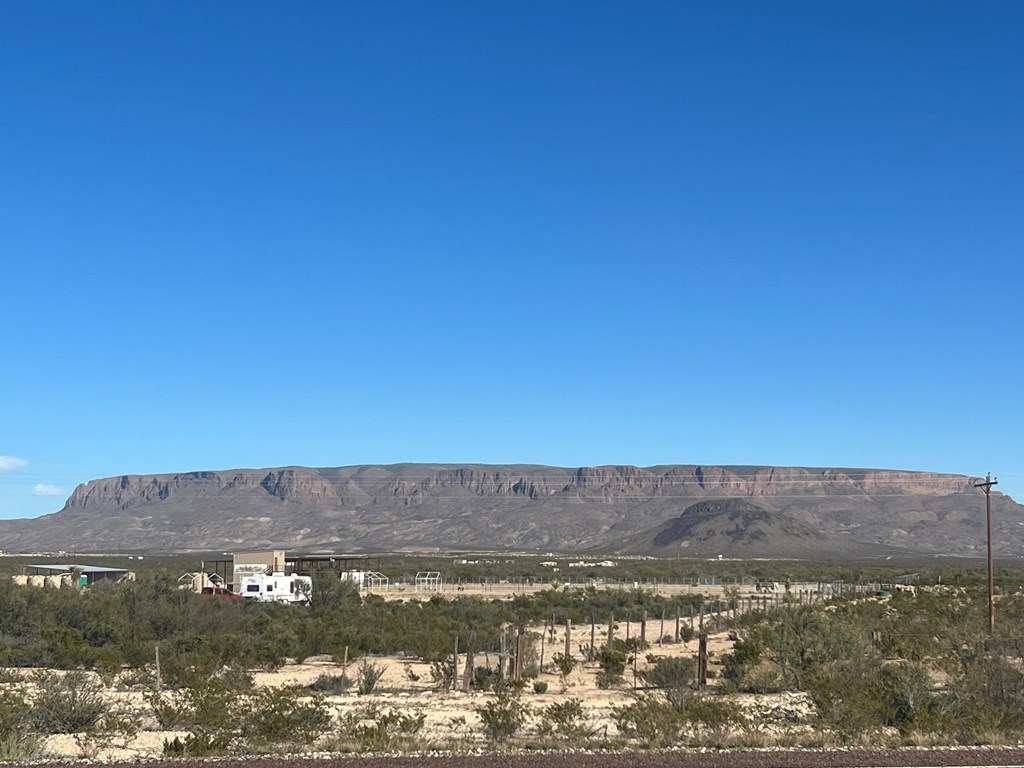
[2,1,1022,519]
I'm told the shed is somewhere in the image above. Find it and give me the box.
[24,564,135,586]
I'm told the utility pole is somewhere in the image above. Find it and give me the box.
[973,473,998,633]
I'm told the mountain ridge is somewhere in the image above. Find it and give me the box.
[1,463,1020,557]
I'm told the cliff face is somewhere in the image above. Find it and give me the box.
[1,463,1020,556]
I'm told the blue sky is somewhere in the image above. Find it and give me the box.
[2,1,1022,519]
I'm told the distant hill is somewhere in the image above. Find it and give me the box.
[614,499,914,559]
[0,463,1021,557]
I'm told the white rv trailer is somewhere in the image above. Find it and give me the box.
[237,571,312,605]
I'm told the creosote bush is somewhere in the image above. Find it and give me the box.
[537,697,589,740]
[641,655,696,710]
[147,672,249,735]
[355,659,385,695]
[330,704,427,751]
[0,687,39,761]
[475,691,531,744]
[612,695,682,746]
[596,647,627,689]
[30,671,109,734]
[242,686,332,745]
[552,652,576,677]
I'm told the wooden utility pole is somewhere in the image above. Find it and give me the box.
[974,473,998,633]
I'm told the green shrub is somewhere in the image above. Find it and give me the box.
[0,687,31,738]
[332,704,426,751]
[537,697,589,739]
[807,659,935,741]
[0,687,38,760]
[356,659,385,695]
[30,671,109,734]
[0,732,41,761]
[162,733,232,757]
[73,707,145,756]
[475,692,530,743]
[242,686,332,745]
[641,655,696,710]
[682,695,744,735]
[473,665,500,691]
[532,680,548,694]
[147,674,246,737]
[721,638,762,684]
[612,695,682,746]
[552,652,577,677]
[41,626,91,668]
[596,647,627,689]
[430,659,453,691]
[145,689,190,730]
[92,646,124,688]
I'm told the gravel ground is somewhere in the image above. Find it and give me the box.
[19,748,1024,768]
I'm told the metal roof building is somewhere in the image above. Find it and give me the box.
[23,564,135,586]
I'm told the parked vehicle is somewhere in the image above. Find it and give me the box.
[237,572,312,604]
[199,586,245,602]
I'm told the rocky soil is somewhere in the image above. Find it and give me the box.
[25,747,1024,768]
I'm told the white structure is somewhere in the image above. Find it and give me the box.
[340,570,390,590]
[232,551,286,588]
[414,571,443,592]
[178,572,225,592]
[238,572,312,604]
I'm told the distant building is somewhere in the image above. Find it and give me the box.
[19,563,135,588]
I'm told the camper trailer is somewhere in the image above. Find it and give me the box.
[237,572,312,605]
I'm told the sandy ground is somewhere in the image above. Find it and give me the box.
[33,624,773,760]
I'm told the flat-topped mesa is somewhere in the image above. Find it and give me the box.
[62,464,974,512]
[65,471,227,511]
[10,463,1016,556]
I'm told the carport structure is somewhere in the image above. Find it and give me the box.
[23,563,134,586]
